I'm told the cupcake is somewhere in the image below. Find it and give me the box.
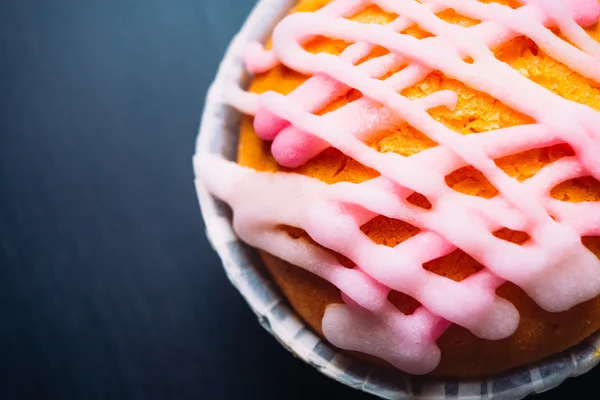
[196,0,600,395]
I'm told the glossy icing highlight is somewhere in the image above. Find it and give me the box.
[197,0,600,374]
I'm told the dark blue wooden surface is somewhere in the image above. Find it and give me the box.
[0,1,593,398]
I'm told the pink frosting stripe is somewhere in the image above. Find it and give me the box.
[197,0,600,374]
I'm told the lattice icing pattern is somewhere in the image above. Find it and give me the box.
[196,0,600,374]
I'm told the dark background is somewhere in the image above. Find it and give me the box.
[0,0,594,398]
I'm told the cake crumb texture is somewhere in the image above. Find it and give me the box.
[237,0,600,377]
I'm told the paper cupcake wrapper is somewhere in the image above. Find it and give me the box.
[193,0,600,398]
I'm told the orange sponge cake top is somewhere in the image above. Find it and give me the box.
[198,0,600,376]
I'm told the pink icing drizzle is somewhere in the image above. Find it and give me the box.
[197,0,600,374]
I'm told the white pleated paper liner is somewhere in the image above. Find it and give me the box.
[192,0,600,398]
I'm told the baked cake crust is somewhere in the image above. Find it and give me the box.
[234,0,600,377]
